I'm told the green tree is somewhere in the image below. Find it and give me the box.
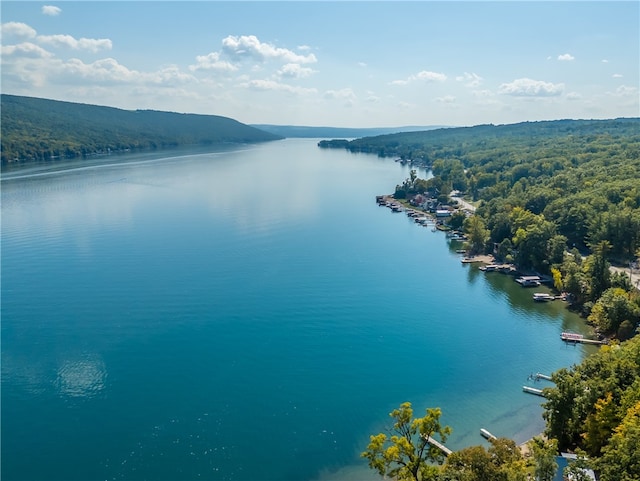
[528,437,558,481]
[441,437,527,481]
[587,287,639,335]
[463,215,490,255]
[585,240,612,301]
[597,401,640,481]
[361,402,452,481]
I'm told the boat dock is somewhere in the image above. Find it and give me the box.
[535,373,553,381]
[522,385,546,397]
[424,435,452,456]
[561,332,606,345]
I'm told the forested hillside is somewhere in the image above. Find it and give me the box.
[0,94,282,164]
[340,118,640,338]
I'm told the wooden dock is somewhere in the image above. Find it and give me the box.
[523,385,545,397]
[424,435,452,456]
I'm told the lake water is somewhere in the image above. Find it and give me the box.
[1,139,593,481]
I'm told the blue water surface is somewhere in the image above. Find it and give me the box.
[1,139,592,481]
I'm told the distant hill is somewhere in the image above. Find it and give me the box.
[0,94,283,164]
[249,124,448,139]
[318,118,640,164]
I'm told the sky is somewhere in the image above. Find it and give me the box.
[1,1,638,128]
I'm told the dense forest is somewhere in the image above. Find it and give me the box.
[0,94,282,164]
[353,119,640,480]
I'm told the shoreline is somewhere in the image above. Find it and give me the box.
[376,191,567,459]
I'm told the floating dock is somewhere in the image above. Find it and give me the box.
[424,435,452,456]
[535,373,553,381]
[523,385,546,397]
[480,428,496,441]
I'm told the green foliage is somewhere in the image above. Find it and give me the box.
[440,437,528,481]
[528,437,558,481]
[361,402,451,481]
[596,401,640,480]
[354,118,640,280]
[587,287,640,335]
[463,215,489,255]
[1,94,282,163]
[542,337,640,459]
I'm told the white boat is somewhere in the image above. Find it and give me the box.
[533,293,555,302]
[516,276,541,287]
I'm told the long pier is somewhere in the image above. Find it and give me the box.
[522,385,546,397]
[561,332,606,345]
[424,435,453,456]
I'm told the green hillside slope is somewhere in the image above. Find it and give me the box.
[0,94,282,163]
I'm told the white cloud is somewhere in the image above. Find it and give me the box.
[557,53,575,61]
[278,63,315,79]
[221,35,317,64]
[498,78,564,97]
[472,89,494,98]
[414,70,447,82]
[435,95,456,103]
[456,72,482,87]
[154,65,198,85]
[391,70,447,85]
[358,62,367,68]
[566,92,582,100]
[190,52,237,72]
[612,73,623,78]
[37,34,112,52]
[602,59,609,63]
[42,5,62,16]
[242,79,317,95]
[2,42,53,58]
[64,57,140,83]
[608,85,638,97]
[1,22,37,39]
[323,88,356,101]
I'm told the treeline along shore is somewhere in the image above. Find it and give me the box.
[331,118,640,480]
[322,117,640,341]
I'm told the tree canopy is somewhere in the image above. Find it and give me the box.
[361,402,451,481]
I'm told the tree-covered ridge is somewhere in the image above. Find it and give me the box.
[0,94,283,163]
[352,119,640,337]
[333,119,639,164]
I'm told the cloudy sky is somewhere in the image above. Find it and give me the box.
[1,1,638,128]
